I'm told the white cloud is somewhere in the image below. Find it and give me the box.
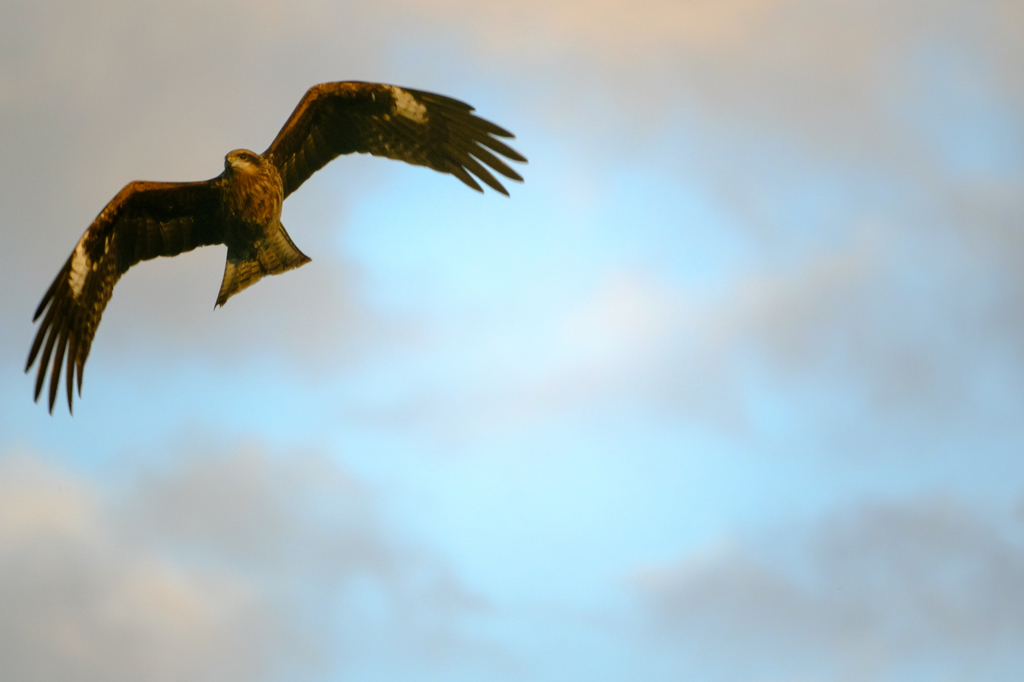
[0,456,273,682]
[0,448,498,682]
[351,227,899,437]
[633,495,1024,681]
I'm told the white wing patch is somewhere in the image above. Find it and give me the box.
[68,240,90,298]
[390,87,428,124]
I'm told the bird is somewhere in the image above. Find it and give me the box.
[26,81,526,414]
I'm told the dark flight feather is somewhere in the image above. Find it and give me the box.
[264,82,527,198]
[27,181,223,413]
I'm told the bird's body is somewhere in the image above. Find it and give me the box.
[27,81,525,413]
[216,149,308,306]
[223,149,284,228]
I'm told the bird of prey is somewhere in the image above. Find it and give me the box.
[26,81,526,414]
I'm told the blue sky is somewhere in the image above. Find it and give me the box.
[1,0,1024,680]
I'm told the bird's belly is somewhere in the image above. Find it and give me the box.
[223,218,271,260]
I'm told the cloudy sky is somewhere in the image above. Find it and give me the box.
[1,0,1023,680]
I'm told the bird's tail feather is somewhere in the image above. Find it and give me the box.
[216,222,311,307]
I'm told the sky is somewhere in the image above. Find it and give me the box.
[1,0,1023,680]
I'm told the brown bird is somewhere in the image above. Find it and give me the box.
[26,81,526,414]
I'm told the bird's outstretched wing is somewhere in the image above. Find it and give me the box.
[263,82,527,199]
[27,180,224,414]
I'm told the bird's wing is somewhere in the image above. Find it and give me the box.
[27,179,224,414]
[263,81,527,199]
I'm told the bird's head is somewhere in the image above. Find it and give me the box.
[224,149,263,175]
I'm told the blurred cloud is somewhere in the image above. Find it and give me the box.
[633,494,1024,680]
[0,454,280,682]
[405,0,1023,148]
[0,448,497,682]
[356,218,1024,447]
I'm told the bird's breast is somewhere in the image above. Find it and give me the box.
[223,163,284,227]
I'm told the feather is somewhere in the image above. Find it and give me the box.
[469,145,524,182]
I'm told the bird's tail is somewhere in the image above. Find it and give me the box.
[216,222,311,307]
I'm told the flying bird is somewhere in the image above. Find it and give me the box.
[27,81,526,414]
